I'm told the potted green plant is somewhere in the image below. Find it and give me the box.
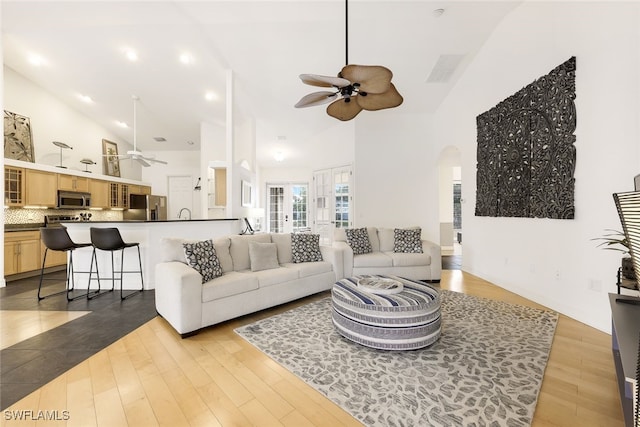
[593,229,635,280]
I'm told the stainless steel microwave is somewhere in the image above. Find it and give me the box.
[58,191,91,209]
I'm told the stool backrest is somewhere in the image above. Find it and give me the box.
[40,227,76,251]
[90,227,126,251]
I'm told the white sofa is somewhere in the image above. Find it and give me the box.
[333,227,441,282]
[155,233,343,337]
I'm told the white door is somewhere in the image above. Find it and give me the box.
[167,176,193,220]
[267,183,309,233]
[313,165,353,245]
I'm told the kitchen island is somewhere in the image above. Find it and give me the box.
[64,218,240,290]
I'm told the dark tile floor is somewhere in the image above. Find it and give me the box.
[0,272,157,410]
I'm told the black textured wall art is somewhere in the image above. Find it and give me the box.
[475,56,576,219]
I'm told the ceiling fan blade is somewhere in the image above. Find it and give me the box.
[326,97,363,121]
[295,91,339,108]
[145,157,168,165]
[136,157,151,167]
[356,83,404,111]
[300,74,351,88]
[340,65,393,94]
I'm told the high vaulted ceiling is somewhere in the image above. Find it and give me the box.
[2,1,519,168]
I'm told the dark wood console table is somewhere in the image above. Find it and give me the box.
[610,293,640,427]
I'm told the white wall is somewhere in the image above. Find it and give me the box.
[430,1,640,332]
[353,112,439,239]
[3,66,140,180]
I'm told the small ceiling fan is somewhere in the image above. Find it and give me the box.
[294,0,403,121]
[113,95,167,167]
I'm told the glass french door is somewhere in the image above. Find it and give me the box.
[267,183,309,233]
[313,165,353,245]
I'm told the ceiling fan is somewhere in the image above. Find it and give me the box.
[294,0,403,121]
[113,95,167,167]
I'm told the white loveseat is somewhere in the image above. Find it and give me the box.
[333,227,441,282]
[155,233,343,337]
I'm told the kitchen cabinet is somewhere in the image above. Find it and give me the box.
[25,170,57,207]
[89,179,110,208]
[5,231,41,276]
[109,182,129,208]
[129,184,151,195]
[58,174,89,192]
[4,166,25,206]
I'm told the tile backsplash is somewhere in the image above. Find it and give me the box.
[4,208,123,224]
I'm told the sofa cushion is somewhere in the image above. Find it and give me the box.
[292,233,323,263]
[345,227,372,255]
[249,242,280,272]
[160,237,196,263]
[212,237,233,273]
[353,252,393,268]
[377,228,395,252]
[271,233,293,264]
[229,234,272,271]
[241,267,298,288]
[386,251,431,267]
[201,271,259,302]
[183,240,223,283]
[394,228,423,253]
[283,261,333,278]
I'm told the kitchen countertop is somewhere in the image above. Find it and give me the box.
[60,218,239,224]
[5,223,45,232]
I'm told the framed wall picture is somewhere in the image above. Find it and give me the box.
[242,180,252,207]
[4,110,35,162]
[102,139,121,177]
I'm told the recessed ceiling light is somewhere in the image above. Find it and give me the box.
[179,52,193,65]
[78,94,93,103]
[116,121,128,128]
[153,137,167,142]
[28,53,46,67]
[205,91,218,101]
[433,8,445,17]
[186,140,195,145]
[274,151,285,162]
[124,48,138,62]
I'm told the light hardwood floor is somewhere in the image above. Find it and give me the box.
[2,271,624,427]
[0,311,90,350]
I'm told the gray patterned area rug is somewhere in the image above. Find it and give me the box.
[235,290,558,427]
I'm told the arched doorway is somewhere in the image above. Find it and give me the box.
[437,146,462,269]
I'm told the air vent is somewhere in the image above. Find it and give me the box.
[153,137,166,142]
[426,54,465,83]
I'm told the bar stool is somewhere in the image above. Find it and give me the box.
[38,227,93,301]
[88,227,144,300]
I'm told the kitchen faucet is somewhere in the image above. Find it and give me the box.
[178,208,192,220]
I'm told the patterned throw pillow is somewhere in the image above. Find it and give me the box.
[345,227,372,255]
[291,233,323,263]
[393,228,423,253]
[183,240,223,283]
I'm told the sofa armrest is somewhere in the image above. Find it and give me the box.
[332,241,353,278]
[320,245,344,280]
[155,261,203,335]
[422,239,442,282]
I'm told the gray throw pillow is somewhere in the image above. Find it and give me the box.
[248,242,280,272]
[393,228,423,253]
[345,227,372,255]
[291,233,323,263]
[183,240,223,282]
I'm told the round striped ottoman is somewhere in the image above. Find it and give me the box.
[331,275,441,350]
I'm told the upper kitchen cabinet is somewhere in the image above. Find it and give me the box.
[58,174,89,192]
[5,166,25,206]
[89,179,110,208]
[25,169,57,207]
[109,182,129,209]
[128,184,151,195]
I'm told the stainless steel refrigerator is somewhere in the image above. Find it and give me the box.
[124,194,168,221]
